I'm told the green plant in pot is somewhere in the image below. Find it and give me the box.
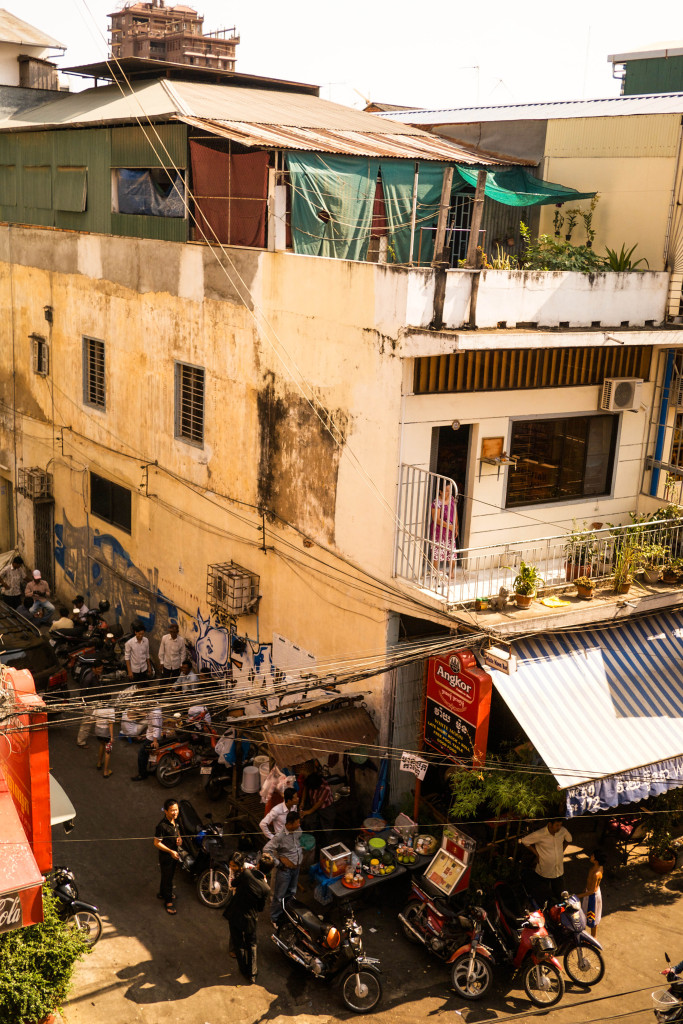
[662,556,683,584]
[565,521,597,581]
[513,561,543,608]
[645,819,678,874]
[638,543,669,583]
[611,538,640,594]
[574,575,596,600]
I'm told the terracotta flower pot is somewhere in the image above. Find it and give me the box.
[566,561,591,582]
[576,584,594,600]
[642,568,662,584]
[663,570,680,584]
[649,852,676,875]
[616,582,632,594]
[514,592,534,608]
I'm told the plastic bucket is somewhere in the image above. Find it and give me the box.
[241,765,260,794]
[300,832,316,870]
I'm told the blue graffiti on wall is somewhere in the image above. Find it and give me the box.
[55,514,178,637]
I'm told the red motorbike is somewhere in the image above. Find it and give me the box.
[149,713,218,788]
[447,883,564,1007]
[399,875,468,961]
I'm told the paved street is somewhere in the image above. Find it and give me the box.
[49,715,683,1024]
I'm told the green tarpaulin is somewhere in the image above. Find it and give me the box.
[455,166,596,207]
[286,153,378,261]
[379,161,449,265]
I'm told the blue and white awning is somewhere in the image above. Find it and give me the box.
[487,612,683,816]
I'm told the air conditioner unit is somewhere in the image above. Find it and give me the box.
[600,377,643,413]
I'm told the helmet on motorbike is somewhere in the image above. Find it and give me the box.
[98,599,110,613]
[324,926,341,949]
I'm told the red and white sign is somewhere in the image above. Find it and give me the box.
[424,649,492,766]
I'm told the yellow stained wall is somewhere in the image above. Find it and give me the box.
[0,227,444,714]
[539,113,682,271]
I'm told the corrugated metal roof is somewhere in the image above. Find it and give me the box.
[488,610,683,794]
[262,704,378,769]
[0,78,513,164]
[377,92,683,125]
[609,41,683,62]
[0,9,64,49]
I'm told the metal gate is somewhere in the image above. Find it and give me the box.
[33,499,54,589]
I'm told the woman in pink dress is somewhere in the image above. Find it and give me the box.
[430,482,459,579]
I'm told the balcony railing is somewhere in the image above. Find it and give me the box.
[394,471,683,603]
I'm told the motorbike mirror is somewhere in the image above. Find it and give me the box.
[666,953,671,964]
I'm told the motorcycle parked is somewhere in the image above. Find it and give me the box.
[546,892,604,985]
[176,799,234,908]
[653,955,683,1023]
[150,714,218,787]
[272,897,382,1013]
[398,874,468,961]
[72,628,133,689]
[49,866,102,946]
[447,884,564,1007]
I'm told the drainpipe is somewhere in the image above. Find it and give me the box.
[650,348,676,497]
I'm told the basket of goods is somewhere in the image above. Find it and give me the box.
[415,834,438,856]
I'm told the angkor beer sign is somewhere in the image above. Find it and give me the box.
[0,892,22,934]
[424,649,492,766]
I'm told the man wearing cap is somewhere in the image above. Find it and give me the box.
[158,619,187,680]
[0,555,27,609]
[25,569,55,623]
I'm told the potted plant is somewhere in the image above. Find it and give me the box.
[513,561,543,608]
[565,522,597,581]
[662,557,683,585]
[574,575,596,600]
[638,543,669,584]
[611,539,640,594]
[645,820,678,874]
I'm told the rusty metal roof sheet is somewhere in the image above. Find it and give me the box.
[262,704,378,769]
[0,77,513,164]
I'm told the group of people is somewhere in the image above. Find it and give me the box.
[0,556,55,621]
[520,819,604,935]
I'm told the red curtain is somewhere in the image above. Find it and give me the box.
[190,140,269,248]
[371,172,388,237]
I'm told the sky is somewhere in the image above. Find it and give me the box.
[16,0,683,110]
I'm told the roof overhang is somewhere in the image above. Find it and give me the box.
[609,43,683,62]
[262,702,379,769]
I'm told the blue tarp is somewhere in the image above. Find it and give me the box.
[117,169,185,218]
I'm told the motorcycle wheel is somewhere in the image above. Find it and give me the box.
[205,777,225,802]
[156,754,183,788]
[400,900,425,945]
[450,951,493,1000]
[196,868,231,908]
[340,967,383,1013]
[564,945,604,986]
[523,960,564,1007]
[65,910,102,947]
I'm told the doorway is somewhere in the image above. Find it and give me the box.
[0,478,14,551]
[33,499,54,589]
[431,424,471,546]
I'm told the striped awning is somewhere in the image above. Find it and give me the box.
[488,611,683,816]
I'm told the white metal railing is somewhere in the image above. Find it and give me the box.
[393,480,683,604]
[395,466,460,598]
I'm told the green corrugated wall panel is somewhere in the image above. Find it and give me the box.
[53,128,111,233]
[24,166,51,208]
[111,123,187,168]
[624,56,683,95]
[111,210,187,242]
[0,165,16,206]
[54,167,87,212]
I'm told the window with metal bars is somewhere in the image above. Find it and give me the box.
[31,334,48,376]
[175,361,205,446]
[83,337,105,409]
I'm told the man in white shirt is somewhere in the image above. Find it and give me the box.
[125,623,152,684]
[172,659,198,694]
[520,819,572,908]
[72,595,89,621]
[158,619,187,680]
[259,788,299,841]
[132,706,163,781]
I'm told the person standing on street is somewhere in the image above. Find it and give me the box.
[131,706,163,781]
[519,818,572,908]
[158,619,186,680]
[76,660,105,746]
[223,851,270,984]
[259,788,299,841]
[578,848,605,937]
[154,798,182,914]
[93,703,115,777]
[0,556,27,608]
[25,569,55,623]
[263,810,303,930]
[125,622,153,684]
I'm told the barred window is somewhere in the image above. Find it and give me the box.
[83,337,105,409]
[31,334,48,376]
[175,362,205,446]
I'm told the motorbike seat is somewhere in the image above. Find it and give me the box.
[496,882,529,932]
[285,897,329,940]
[178,799,204,837]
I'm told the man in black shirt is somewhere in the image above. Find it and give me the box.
[223,851,270,983]
[154,798,182,914]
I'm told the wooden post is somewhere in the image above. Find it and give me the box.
[408,162,419,265]
[432,166,454,268]
[465,169,488,268]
